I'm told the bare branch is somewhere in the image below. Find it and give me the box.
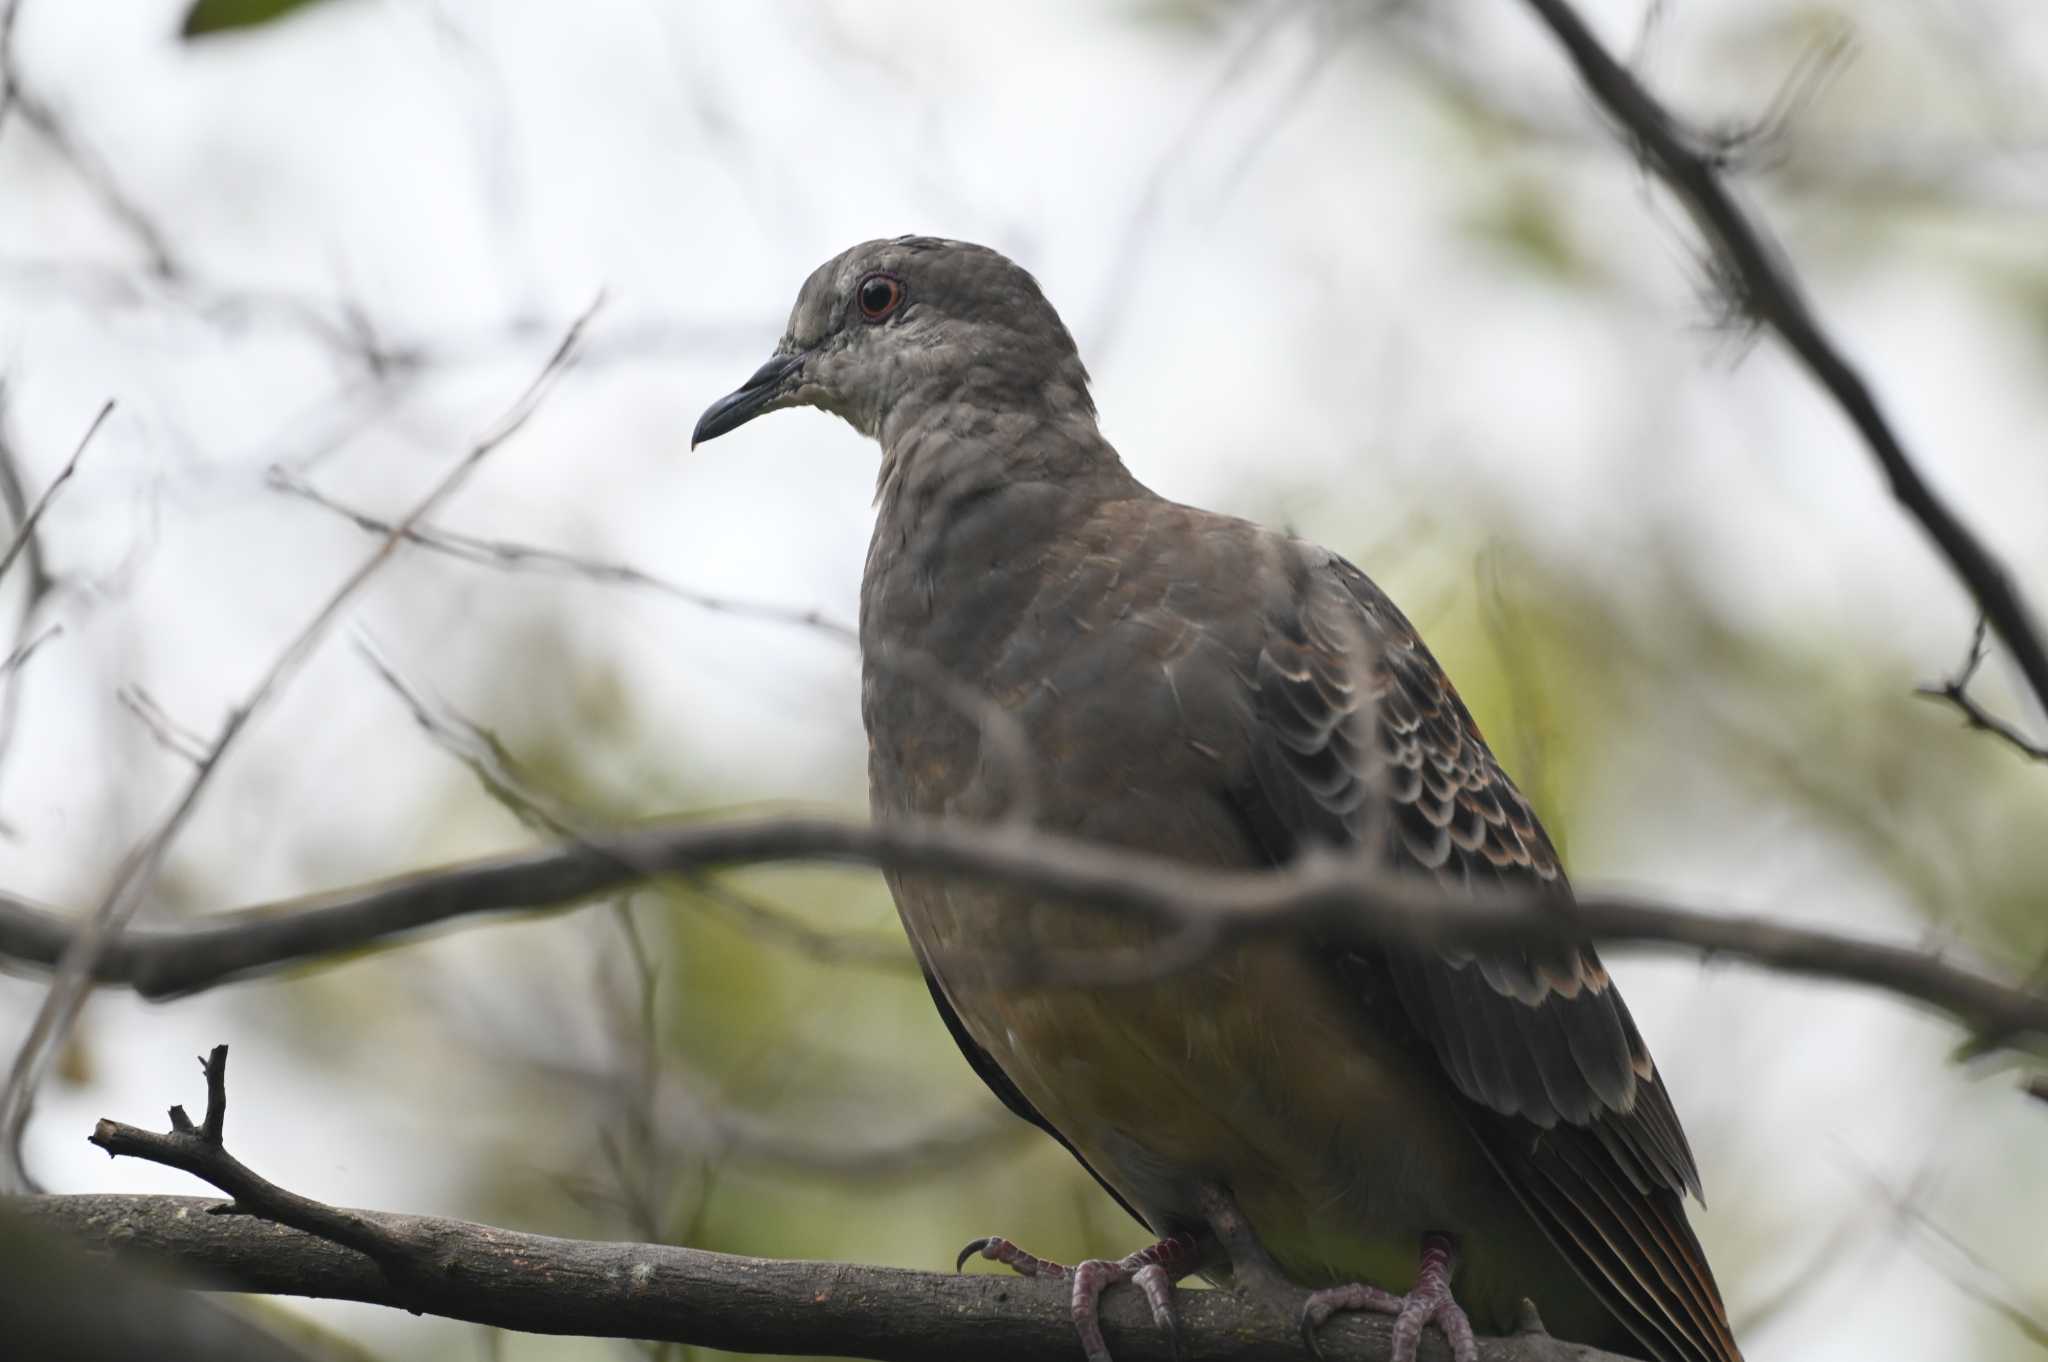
[360,638,911,976]
[90,1046,416,1267]
[0,7,180,278]
[0,811,2040,1049]
[0,619,56,677]
[0,300,602,1191]
[0,0,20,133]
[357,638,584,837]
[274,469,857,642]
[116,684,210,767]
[37,1047,1634,1362]
[0,398,112,590]
[19,1189,1632,1362]
[314,484,1045,823]
[0,390,103,833]
[1518,0,2048,725]
[1085,0,1314,365]
[1915,619,2048,763]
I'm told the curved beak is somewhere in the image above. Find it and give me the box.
[691,352,802,448]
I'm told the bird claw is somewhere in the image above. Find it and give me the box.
[956,1234,1069,1278]
[1132,1262,1182,1358]
[957,1232,1202,1362]
[1300,1232,1478,1362]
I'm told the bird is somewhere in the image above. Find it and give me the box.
[692,236,1742,1362]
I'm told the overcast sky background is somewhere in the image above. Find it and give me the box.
[2,1,2046,1359]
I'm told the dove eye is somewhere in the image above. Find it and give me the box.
[857,273,904,323]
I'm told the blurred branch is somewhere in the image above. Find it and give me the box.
[357,637,584,837]
[0,397,110,590]
[1086,0,1314,364]
[36,1044,1635,1362]
[1518,0,2048,725]
[0,0,181,277]
[1863,1164,2048,1351]
[0,619,56,676]
[273,471,856,640]
[0,252,767,379]
[0,392,108,832]
[326,510,1032,817]
[1915,619,2048,763]
[361,637,912,975]
[115,684,211,767]
[0,299,601,1192]
[1905,1207,2048,1351]
[0,811,2043,1048]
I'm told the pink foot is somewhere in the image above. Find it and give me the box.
[959,1232,1202,1362]
[1301,1232,1478,1362]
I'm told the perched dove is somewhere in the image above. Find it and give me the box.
[693,237,1741,1362]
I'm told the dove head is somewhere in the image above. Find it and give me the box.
[691,238,1105,480]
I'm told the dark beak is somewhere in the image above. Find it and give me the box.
[692,353,802,448]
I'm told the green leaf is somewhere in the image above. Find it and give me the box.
[179,0,341,40]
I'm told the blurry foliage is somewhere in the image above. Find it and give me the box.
[1123,0,1259,38]
[180,0,346,40]
[1461,178,1594,283]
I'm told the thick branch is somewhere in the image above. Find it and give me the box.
[11,1192,1620,1361]
[1518,0,2048,721]
[0,812,2041,1046]
[34,1045,1629,1361]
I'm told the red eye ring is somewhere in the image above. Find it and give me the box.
[857,272,904,322]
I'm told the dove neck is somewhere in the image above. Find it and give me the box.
[873,375,1135,526]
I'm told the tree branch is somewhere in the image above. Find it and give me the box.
[0,811,2040,1047]
[1915,619,2048,763]
[18,1191,1628,1362]
[0,300,601,1191]
[1517,0,2048,723]
[22,1043,1629,1362]
[0,397,111,590]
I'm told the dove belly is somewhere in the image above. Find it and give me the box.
[901,877,1592,1337]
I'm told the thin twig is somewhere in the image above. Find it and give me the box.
[0,389,91,833]
[357,637,583,837]
[90,1046,416,1266]
[1914,619,2048,763]
[1519,0,2048,725]
[360,635,912,972]
[274,469,857,642]
[1086,0,1313,364]
[309,488,1039,820]
[0,619,57,677]
[0,399,112,590]
[0,7,179,279]
[0,300,601,1191]
[115,684,209,767]
[0,0,25,134]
